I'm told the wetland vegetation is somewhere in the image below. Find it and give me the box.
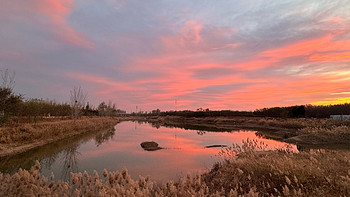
[1,116,350,196]
[1,140,349,196]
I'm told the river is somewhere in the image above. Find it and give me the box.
[0,121,297,182]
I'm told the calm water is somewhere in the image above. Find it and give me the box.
[0,121,297,182]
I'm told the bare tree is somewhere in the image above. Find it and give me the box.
[0,69,21,122]
[106,100,116,117]
[98,100,116,117]
[1,69,15,90]
[70,86,87,120]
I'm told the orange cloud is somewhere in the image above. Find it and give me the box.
[260,34,333,59]
[201,73,350,110]
[312,98,350,105]
[309,52,350,62]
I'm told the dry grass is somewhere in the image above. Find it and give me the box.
[299,125,350,135]
[0,161,224,196]
[203,141,350,196]
[0,117,119,157]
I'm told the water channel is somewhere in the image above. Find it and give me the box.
[0,121,297,182]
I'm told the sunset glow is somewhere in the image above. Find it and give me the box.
[1,0,350,111]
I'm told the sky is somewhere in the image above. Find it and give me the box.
[1,0,350,112]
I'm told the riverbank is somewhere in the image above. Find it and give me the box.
[130,116,350,147]
[203,147,350,196]
[0,117,120,157]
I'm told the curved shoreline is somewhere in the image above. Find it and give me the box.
[0,117,120,158]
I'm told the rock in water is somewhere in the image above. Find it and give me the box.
[205,144,228,148]
[140,141,162,151]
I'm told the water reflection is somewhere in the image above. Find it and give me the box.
[0,129,115,180]
[0,121,298,182]
[61,145,80,180]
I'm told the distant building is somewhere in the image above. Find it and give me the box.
[330,115,350,120]
[115,109,127,116]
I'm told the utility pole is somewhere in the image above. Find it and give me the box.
[175,98,177,111]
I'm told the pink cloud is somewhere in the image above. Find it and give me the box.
[211,43,241,50]
[66,72,146,100]
[181,20,203,44]
[3,0,94,48]
[68,17,350,110]
[231,33,350,70]
[260,34,333,59]
[309,52,350,62]
[39,0,94,48]
[329,17,344,22]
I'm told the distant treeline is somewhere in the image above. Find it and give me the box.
[137,103,350,119]
[143,110,255,118]
[0,96,125,125]
[255,104,350,118]
[305,104,350,118]
[1,69,130,125]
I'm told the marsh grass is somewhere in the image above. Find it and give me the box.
[204,141,350,196]
[299,125,350,135]
[0,161,212,196]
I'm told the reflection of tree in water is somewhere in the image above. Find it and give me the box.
[140,120,232,134]
[0,143,61,174]
[95,130,115,147]
[60,144,81,180]
[39,152,60,173]
[0,129,116,180]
